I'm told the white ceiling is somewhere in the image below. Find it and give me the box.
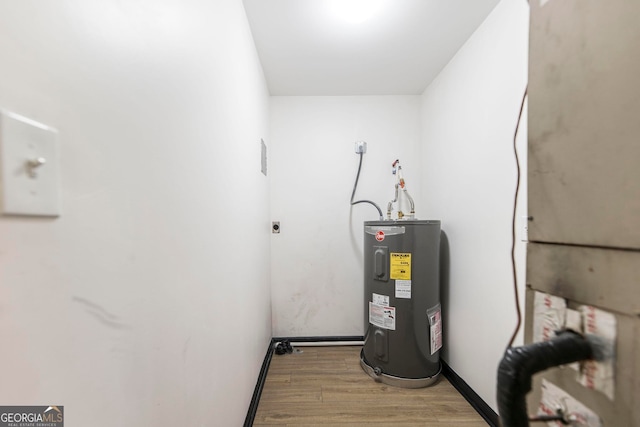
[242,0,500,96]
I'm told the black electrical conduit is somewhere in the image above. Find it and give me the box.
[497,330,603,427]
[351,151,383,220]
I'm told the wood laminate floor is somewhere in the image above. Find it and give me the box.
[253,346,489,426]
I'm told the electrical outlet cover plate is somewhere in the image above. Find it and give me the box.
[0,111,60,216]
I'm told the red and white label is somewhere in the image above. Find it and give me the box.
[577,305,616,400]
[429,308,442,355]
[375,231,385,241]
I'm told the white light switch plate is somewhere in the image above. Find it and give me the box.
[0,111,60,216]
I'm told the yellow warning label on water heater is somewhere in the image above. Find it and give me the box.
[390,252,411,280]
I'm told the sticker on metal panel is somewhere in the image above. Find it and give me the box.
[375,231,385,241]
[395,280,411,299]
[538,380,602,427]
[390,252,411,280]
[427,304,442,355]
[577,305,616,400]
[372,293,389,307]
[533,291,566,343]
[369,302,396,330]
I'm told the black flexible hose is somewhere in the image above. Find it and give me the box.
[497,331,594,427]
[351,152,383,220]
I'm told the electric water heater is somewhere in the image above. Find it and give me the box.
[360,219,442,388]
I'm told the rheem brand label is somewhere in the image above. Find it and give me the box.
[375,231,385,241]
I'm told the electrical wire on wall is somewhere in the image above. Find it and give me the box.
[506,87,528,350]
[351,149,383,220]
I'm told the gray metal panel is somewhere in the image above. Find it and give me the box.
[528,0,640,249]
[527,243,640,316]
[527,0,640,424]
[525,289,640,426]
[372,246,389,282]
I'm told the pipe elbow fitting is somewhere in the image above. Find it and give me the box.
[497,330,594,427]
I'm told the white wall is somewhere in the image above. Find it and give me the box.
[0,1,271,425]
[419,0,529,411]
[269,96,422,337]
